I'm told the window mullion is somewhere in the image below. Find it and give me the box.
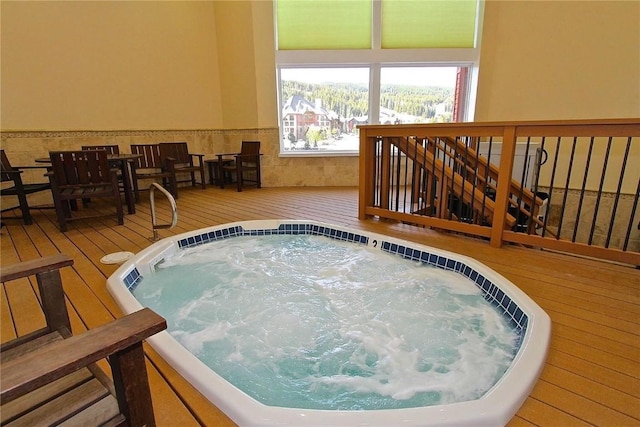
[370,64,381,126]
[370,0,381,125]
[372,0,381,51]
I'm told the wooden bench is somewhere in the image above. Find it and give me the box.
[0,254,167,426]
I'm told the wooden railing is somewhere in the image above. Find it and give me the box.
[359,119,640,266]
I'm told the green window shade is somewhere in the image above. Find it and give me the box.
[277,0,372,50]
[381,0,477,48]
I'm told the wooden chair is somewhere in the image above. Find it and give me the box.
[81,145,128,198]
[47,150,124,232]
[0,254,167,426]
[130,144,177,201]
[0,150,52,225]
[159,142,206,198]
[216,141,262,192]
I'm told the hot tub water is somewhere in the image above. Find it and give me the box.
[133,234,520,410]
[108,220,551,427]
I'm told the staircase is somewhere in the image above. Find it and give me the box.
[391,135,546,232]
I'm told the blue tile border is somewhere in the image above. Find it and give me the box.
[176,224,370,248]
[131,223,528,336]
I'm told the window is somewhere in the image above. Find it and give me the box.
[281,68,369,152]
[276,0,482,155]
[380,67,460,124]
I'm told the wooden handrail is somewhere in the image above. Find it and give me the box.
[358,119,640,266]
[393,136,518,228]
[426,136,550,233]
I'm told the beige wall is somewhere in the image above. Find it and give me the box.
[213,1,278,129]
[0,1,223,130]
[475,0,640,121]
[1,0,638,188]
[474,0,639,194]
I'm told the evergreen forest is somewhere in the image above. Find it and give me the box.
[282,80,454,121]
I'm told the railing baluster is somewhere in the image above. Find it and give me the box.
[420,138,428,215]
[377,137,382,207]
[589,137,613,245]
[393,138,401,212]
[544,137,562,239]
[622,178,639,252]
[481,136,494,225]
[537,137,551,237]
[448,137,461,220]
[573,136,595,242]
[556,136,578,239]
[468,137,478,224]
[606,136,633,248]
[401,136,410,213]
[516,137,531,232]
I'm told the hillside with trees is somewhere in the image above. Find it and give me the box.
[282,80,454,121]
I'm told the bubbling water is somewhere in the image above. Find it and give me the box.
[133,235,520,410]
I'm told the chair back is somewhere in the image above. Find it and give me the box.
[1,150,52,225]
[240,141,261,157]
[0,150,17,183]
[131,144,164,170]
[81,145,120,154]
[49,150,112,186]
[237,141,261,169]
[159,142,191,165]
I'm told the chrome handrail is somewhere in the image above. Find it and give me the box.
[149,183,177,241]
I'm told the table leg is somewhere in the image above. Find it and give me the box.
[117,160,136,214]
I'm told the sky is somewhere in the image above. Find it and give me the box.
[281,66,457,87]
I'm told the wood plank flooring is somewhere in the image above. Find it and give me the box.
[1,186,638,426]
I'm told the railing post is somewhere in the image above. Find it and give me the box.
[358,128,372,219]
[490,126,517,248]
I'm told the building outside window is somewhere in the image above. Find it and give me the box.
[275,0,483,155]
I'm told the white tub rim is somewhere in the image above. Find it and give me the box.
[107,220,551,427]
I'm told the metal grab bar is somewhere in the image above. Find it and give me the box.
[149,183,177,241]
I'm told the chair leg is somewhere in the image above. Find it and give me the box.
[236,164,242,192]
[169,175,179,199]
[16,191,33,225]
[54,202,68,232]
[49,180,68,231]
[132,174,140,203]
[116,200,124,225]
[199,167,206,189]
[112,177,125,226]
[110,342,156,426]
[62,200,73,218]
[256,166,261,189]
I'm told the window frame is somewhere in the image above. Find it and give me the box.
[275,0,484,157]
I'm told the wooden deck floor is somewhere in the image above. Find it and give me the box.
[1,186,638,426]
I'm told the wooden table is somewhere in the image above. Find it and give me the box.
[36,153,142,215]
[204,158,234,186]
